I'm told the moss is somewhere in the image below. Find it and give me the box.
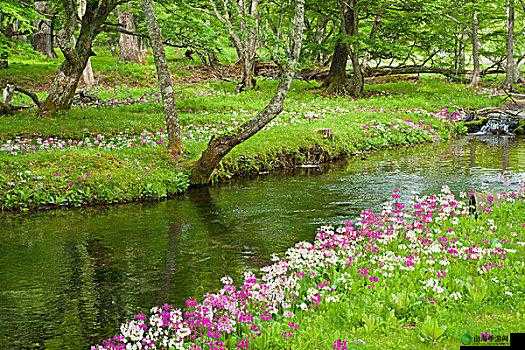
[515,119,525,135]
[0,148,189,211]
[462,118,488,133]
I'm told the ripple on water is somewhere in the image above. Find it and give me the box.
[0,137,524,348]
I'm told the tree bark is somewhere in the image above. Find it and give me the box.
[0,52,7,69]
[78,0,95,88]
[209,0,259,93]
[324,0,362,97]
[33,1,56,58]
[347,0,363,97]
[237,55,256,92]
[191,0,305,184]
[82,57,95,86]
[118,11,145,63]
[470,8,481,87]
[324,40,349,94]
[142,0,182,159]
[40,0,125,115]
[505,0,517,88]
[41,55,91,114]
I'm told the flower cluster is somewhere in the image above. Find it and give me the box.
[92,185,524,350]
[0,131,170,155]
[431,108,466,122]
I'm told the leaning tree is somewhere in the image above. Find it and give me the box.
[191,0,306,184]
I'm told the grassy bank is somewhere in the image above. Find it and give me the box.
[250,199,525,350]
[91,188,525,349]
[0,51,505,211]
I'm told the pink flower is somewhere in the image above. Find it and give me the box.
[311,293,321,305]
[317,280,330,289]
[358,268,369,277]
[236,338,249,349]
[480,332,493,342]
[333,339,348,350]
[238,313,253,323]
[282,331,294,339]
[288,322,299,331]
[369,276,379,283]
[185,298,198,308]
[134,312,146,321]
[260,312,272,321]
[207,329,221,339]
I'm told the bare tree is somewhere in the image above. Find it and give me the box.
[191,0,306,184]
[40,0,126,115]
[143,0,183,159]
[208,0,260,92]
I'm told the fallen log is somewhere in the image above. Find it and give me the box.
[257,64,506,81]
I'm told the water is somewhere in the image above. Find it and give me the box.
[1,137,524,349]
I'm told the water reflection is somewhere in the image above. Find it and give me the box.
[0,137,524,348]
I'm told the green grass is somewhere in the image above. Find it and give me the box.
[0,51,507,210]
[250,201,525,349]
[0,147,189,211]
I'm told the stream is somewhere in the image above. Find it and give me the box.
[1,136,524,349]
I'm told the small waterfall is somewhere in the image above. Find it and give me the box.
[479,118,511,134]
[474,113,520,135]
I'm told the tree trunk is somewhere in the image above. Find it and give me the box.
[33,1,56,58]
[208,0,259,93]
[347,0,363,97]
[82,57,95,86]
[505,0,517,88]
[0,52,7,69]
[349,49,364,96]
[40,0,125,115]
[40,0,94,114]
[324,0,362,97]
[143,0,182,159]
[191,0,305,184]
[118,11,145,63]
[470,8,481,87]
[78,0,95,88]
[207,51,219,67]
[41,57,90,114]
[324,40,350,94]
[237,55,257,92]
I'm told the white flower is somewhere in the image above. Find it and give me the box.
[449,291,462,300]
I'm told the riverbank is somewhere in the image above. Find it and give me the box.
[91,187,525,349]
[0,109,465,211]
[0,52,504,211]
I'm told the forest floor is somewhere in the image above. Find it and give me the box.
[0,48,509,211]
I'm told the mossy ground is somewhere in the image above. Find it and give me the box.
[0,49,507,211]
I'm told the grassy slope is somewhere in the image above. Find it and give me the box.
[0,50,505,210]
[251,201,525,350]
